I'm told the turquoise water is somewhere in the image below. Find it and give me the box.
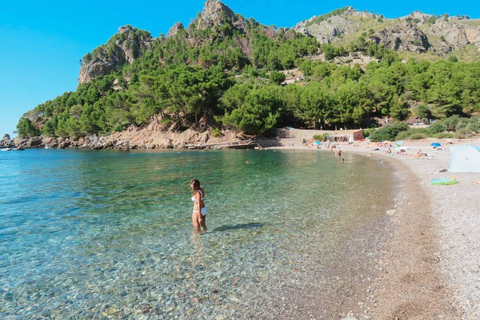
[0,149,395,319]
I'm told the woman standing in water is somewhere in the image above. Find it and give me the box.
[190,179,207,232]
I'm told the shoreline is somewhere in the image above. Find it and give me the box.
[3,136,479,318]
[268,140,479,319]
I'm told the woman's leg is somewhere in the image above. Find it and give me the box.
[200,213,207,230]
[192,212,200,232]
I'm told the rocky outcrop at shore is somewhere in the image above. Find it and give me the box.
[1,134,15,148]
[1,127,247,151]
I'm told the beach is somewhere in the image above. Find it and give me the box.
[267,137,480,319]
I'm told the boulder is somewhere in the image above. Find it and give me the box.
[58,141,71,149]
[26,137,43,148]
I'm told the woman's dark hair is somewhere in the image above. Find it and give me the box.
[190,179,200,194]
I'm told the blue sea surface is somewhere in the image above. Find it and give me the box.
[0,149,395,319]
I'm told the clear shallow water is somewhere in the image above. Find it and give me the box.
[0,149,395,319]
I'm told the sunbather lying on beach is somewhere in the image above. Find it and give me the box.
[412,150,425,159]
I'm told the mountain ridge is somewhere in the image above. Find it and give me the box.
[12,0,480,145]
[293,6,480,59]
[78,2,480,85]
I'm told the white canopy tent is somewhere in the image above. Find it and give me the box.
[449,146,480,173]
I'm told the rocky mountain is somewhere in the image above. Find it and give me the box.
[78,0,252,84]
[78,25,153,84]
[78,3,480,85]
[13,0,480,146]
[294,7,480,60]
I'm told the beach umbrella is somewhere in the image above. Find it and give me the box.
[315,140,321,145]
[431,142,441,147]
[395,140,404,146]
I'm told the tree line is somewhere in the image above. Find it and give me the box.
[17,19,480,138]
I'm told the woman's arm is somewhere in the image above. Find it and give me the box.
[196,191,203,223]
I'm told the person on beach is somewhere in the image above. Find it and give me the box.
[190,179,207,232]
[412,150,424,159]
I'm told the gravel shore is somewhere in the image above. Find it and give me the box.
[269,138,480,319]
[341,139,480,319]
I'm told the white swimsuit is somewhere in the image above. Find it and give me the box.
[192,189,207,216]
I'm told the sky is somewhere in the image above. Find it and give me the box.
[1,0,478,137]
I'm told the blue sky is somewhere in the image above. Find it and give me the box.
[1,0,478,137]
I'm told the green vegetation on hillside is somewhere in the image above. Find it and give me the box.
[370,115,479,141]
[81,26,152,65]
[16,8,480,138]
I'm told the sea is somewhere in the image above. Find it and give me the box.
[0,149,395,319]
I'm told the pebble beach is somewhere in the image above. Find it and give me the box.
[270,137,480,319]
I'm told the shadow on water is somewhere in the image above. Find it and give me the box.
[210,223,263,233]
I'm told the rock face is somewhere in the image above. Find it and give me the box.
[7,127,241,151]
[0,134,14,148]
[167,22,184,38]
[294,7,376,44]
[78,25,153,84]
[79,60,117,84]
[371,22,431,53]
[196,0,240,30]
[294,7,480,56]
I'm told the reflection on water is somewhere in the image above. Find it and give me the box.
[0,149,395,318]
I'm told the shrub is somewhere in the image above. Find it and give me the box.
[428,121,446,134]
[269,71,286,85]
[434,132,454,139]
[449,55,458,63]
[444,115,461,131]
[160,118,172,126]
[363,128,376,138]
[415,104,431,120]
[370,122,409,142]
[395,128,430,140]
[395,131,412,140]
[427,16,437,24]
[409,133,428,140]
[455,118,469,131]
[313,133,329,141]
[466,121,479,133]
[454,132,466,139]
[212,128,223,137]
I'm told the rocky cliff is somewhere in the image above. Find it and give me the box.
[78,25,153,84]
[294,7,480,59]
